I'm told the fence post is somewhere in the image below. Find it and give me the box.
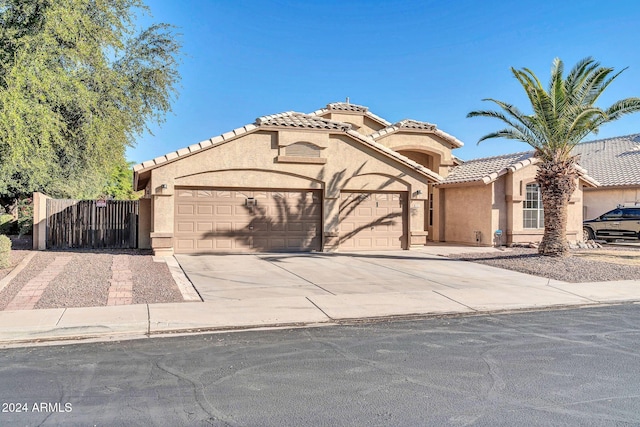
[32,192,49,250]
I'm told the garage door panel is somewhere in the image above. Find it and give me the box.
[196,240,213,249]
[214,239,233,249]
[177,204,194,215]
[175,188,321,253]
[197,190,214,198]
[288,221,303,232]
[197,205,213,215]
[196,222,213,232]
[215,205,232,215]
[216,222,232,232]
[175,239,194,250]
[271,222,286,232]
[176,222,194,233]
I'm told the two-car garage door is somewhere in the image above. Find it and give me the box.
[174,188,322,253]
[174,187,407,253]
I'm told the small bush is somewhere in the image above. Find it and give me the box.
[17,198,33,237]
[0,214,15,235]
[0,235,11,269]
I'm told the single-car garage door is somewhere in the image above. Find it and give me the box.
[174,188,322,253]
[339,192,406,250]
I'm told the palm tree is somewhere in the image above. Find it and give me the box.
[468,57,640,256]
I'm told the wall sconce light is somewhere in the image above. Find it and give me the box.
[413,189,423,197]
[161,184,167,190]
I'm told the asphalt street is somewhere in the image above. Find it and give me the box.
[1,304,639,426]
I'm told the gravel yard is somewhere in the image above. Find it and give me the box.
[449,246,640,283]
[0,246,185,310]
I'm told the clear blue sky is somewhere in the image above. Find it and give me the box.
[129,0,640,165]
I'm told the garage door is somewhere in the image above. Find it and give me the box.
[339,192,406,250]
[174,188,322,253]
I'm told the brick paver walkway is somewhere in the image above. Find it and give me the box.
[107,255,134,306]
[5,256,73,311]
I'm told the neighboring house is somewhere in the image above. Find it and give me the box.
[133,103,462,255]
[437,152,597,246]
[571,134,640,219]
[132,102,608,255]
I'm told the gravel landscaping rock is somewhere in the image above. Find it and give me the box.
[131,255,184,304]
[36,253,112,309]
[449,247,640,283]
[0,249,185,310]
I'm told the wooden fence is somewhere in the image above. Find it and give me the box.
[46,199,139,249]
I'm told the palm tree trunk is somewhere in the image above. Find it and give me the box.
[536,158,577,257]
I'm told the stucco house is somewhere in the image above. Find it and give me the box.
[133,103,463,255]
[133,102,602,255]
[436,152,597,246]
[571,134,640,219]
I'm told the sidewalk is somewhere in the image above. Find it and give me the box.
[0,249,639,347]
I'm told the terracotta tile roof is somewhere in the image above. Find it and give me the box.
[440,152,537,185]
[256,112,351,131]
[308,103,392,127]
[369,120,464,148]
[327,102,369,113]
[395,119,437,131]
[441,151,600,187]
[572,134,640,186]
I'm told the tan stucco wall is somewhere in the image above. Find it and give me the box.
[397,150,434,171]
[143,129,433,254]
[374,133,456,176]
[491,178,508,246]
[320,112,386,135]
[443,184,493,245]
[32,192,50,250]
[583,187,640,219]
[505,166,583,243]
[138,198,151,249]
[441,165,585,246]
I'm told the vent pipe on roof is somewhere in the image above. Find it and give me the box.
[346,97,350,104]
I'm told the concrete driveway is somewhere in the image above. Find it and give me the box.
[175,249,561,302]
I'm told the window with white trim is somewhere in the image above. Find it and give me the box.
[523,183,544,228]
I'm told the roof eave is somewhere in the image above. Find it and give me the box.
[344,129,443,183]
[370,125,464,148]
[132,124,260,175]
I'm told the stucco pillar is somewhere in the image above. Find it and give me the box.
[409,195,428,247]
[138,198,151,249]
[323,196,340,252]
[150,192,175,256]
[431,187,445,242]
[32,192,49,250]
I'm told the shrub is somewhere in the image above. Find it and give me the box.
[17,198,33,237]
[0,235,10,269]
[0,214,15,235]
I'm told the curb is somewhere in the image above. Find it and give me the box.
[2,300,638,349]
[163,256,202,302]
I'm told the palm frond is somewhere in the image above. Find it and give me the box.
[600,97,640,122]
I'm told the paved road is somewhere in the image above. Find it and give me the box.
[1,304,639,426]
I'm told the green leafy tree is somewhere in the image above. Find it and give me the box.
[0,0,181,199]
[102,160,141,200]
[468,57,640,256]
